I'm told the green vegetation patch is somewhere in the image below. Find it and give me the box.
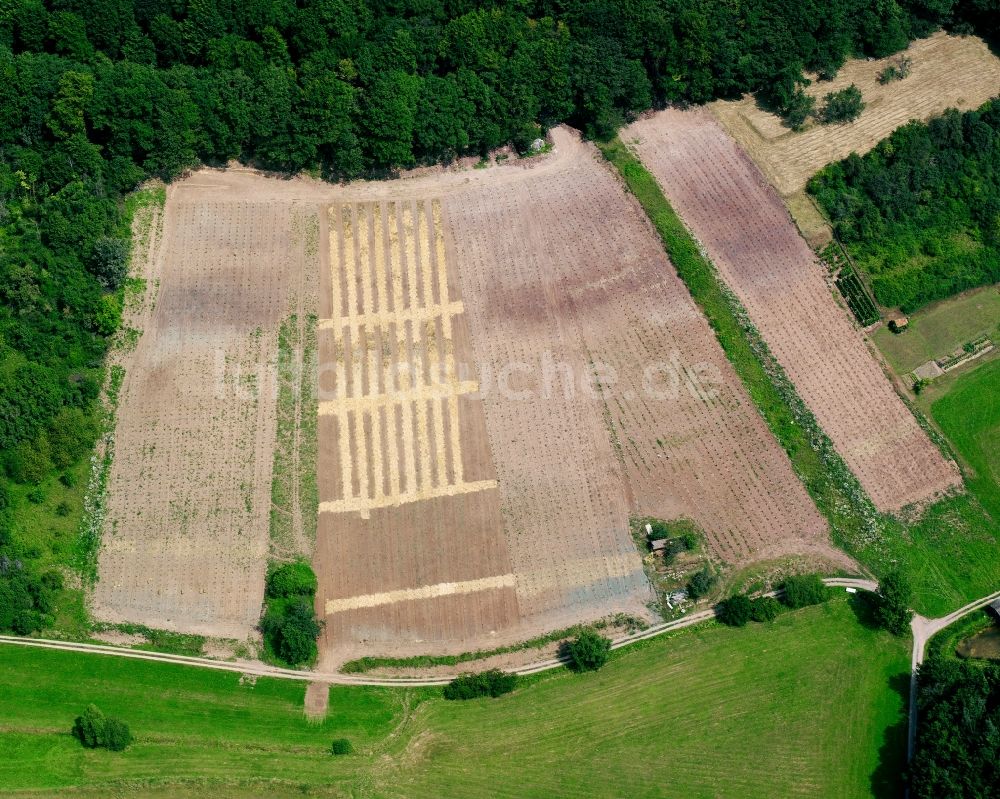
[873,286,1000,374]
[932,358,1000,520]
[809,101,1000,312]
[0,599,907,797]
[260,561,322,668]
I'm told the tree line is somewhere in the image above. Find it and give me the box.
[0,0,996,634]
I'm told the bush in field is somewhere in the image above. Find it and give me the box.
[781,574,830,608]
[330,738,353,755]
[563,629,612,672]
[261,599,322,667]
[874,569,913,636]
[72,704,132,751]
[686,567,717,600]
[784,88,816,131]
[443,669,518,700]
[266,561,318,599]
[716,594,753,627]
[819,85,865,124]
[749,596,782,623]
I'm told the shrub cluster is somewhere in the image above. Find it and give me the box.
[72,704,131,751]
[443,669,518,700]
[686,567,718,600]
[330,738,353,755]
[562,629,612,672]
[260,561,323,667]
[716,594,783,627]
[781,575,831,609]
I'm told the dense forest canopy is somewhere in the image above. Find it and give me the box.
[909,655,1000,798]
[809,100,1000,312]
[0,0,997,633]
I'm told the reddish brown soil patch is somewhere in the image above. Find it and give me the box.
[625,109,961,512]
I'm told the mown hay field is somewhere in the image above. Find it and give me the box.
[0,598,908,798]
[711,32,1000,198]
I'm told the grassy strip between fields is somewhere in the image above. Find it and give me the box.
[341,613,645,673]
[598,138,1000,616]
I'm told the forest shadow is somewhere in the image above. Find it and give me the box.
[847,590,881,630]
[870,666,911,798]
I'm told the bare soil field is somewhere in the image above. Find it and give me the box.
[625,109,962,512]
[101,128,845,661]
[711,32,1000,198]
[93,193,316,638]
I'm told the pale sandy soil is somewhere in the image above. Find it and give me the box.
[710,32,1000,198]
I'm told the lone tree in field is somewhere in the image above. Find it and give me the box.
[563,629,612,672]
[874,570,913,636]
[819,85,865,124]
[72,704,132,751]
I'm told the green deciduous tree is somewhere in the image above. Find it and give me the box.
[781,575,831,609]
[563,629,612,672]
[716,594,753,627]
[874,570,913,636]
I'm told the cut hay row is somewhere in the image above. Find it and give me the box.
[318,200,493,519]
[313,195,518,664]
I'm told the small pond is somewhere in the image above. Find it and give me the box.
[957,624,1000,660]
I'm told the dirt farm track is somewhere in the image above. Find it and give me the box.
[95,128,853,661]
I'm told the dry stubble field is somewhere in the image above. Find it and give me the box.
[711,32,1000,198]
[625,109,962,513]
[95,191,318,638]
[97,128,848,659]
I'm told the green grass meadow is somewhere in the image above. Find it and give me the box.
[932,359,1000,521]
[0,599,908,798]
[872,285,1000,374]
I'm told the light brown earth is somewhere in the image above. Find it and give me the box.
[93,192,316,638]
[710,32,1000,198]
[625,109,962,513]
[99,128,846,660]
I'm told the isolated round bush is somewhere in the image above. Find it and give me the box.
[781,574,830,609]
[331,738,353,755]
[749,596,782,623]
[564,629,612,672]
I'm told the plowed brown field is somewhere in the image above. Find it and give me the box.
[625,109,962,512]
[710,32,1000,197]
[99,127,846,659]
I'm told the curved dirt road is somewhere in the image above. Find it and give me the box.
[0,578,877,688]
